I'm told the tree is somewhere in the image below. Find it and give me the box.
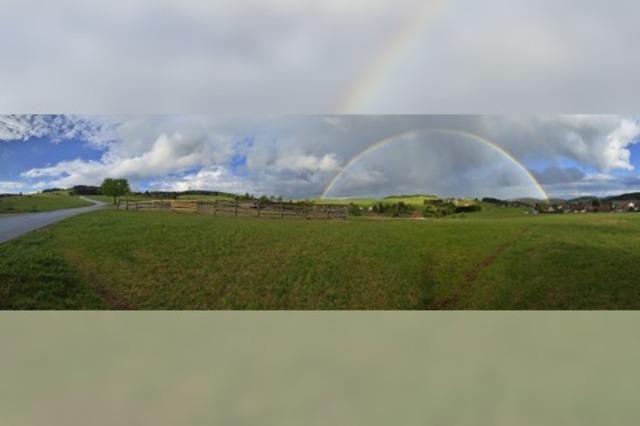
[71,185,100,195]
[100,178,130,205]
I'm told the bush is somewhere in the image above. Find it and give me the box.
[455,205,482,213]
[422,205,439,217]
[482,197,503,204]
[348,203,362,216]
[70,185,100,195]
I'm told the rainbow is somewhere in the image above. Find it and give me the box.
[321,128,549,200]
[336,0,448,113]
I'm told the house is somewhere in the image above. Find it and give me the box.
[597,203,612,213]
[608,201,637,212]
[564,202,587,213]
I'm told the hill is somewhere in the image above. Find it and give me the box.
[568,196,598,203]
[0,192,92,213]
[606,192,640,201]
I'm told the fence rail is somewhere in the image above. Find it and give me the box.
[116,199,348,220]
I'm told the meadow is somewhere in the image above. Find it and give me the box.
[0,192,92,213]
[1,204,640,309]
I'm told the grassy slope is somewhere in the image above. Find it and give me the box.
[383,195,441,205]
[84,195,116,204]
[2,209,640,309]
[0,193,92,213]
[316,195,441,207]
[87,194,237,205]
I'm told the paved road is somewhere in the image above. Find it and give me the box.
[0,197,107,244]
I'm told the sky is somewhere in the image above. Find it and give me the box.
[2,2,639,199]
[1,115,639,200]
[1,0,640,114]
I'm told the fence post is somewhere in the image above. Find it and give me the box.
[126,200,129,210]
[327,206,330,219]
[344,206,348,219]
[281,202,284,218]
[213,199,217,216]
[257,201,261,217]
[235,199,238,217]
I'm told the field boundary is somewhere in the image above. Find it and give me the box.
[116,199,348,220]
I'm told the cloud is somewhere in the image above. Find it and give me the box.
[603,119,640,170]
[20,128,236,189]
[0,115,113,144]
[8,114,640,198]
[477,115,640,171]
[0,0,411,113]
[147,166,253,194]
[273,154,340,173]
[0,180,27,193]
[324,129,551,199]
[532,167,586,185]
[540,173,640,199]
[2,1,640,113]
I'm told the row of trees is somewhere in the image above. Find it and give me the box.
[95,179,295,206]
[39,179,130,205]
[348,201,413,217]
[349,201,482,218]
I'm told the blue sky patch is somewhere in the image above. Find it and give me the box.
[0,137,105,181]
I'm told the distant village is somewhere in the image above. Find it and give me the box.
[533,200,638,214]
[483,196,640,214]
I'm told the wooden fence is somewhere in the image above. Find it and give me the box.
[116,199,348,220]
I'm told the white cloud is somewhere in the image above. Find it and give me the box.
[273,154,340,173]
[0,180,27,193]
[583,173,616,183]
[603,119,640,170]
[0,115,113,143]
[478,115,640,171]
[148,167,253,194]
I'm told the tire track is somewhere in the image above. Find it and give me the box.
[426,226,532,309]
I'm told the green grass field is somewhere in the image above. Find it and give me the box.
[0,192,93,213]
[1,208,640,309]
